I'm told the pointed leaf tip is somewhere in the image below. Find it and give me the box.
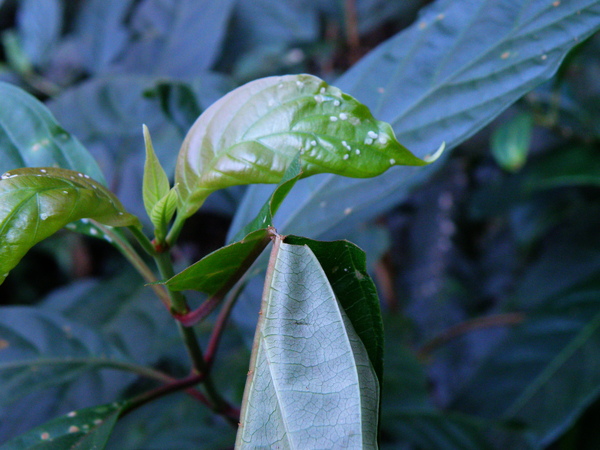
[423,141,446,163]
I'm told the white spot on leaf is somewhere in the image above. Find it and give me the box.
[330,116,338,122]
[389,158,396,165]
[364,138,373,145]
[339,113,348,120]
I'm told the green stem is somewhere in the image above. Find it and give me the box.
[155,252,188,314]
[166,212,186,248]
[128,225,158,256]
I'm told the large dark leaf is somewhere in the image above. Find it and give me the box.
[16,0,62,67]
[0,82,104,183]
[72,0,134,74]
[452,279,600,445]
[231,0,600,241]
[117,0,236,77]
[0,307,134,408]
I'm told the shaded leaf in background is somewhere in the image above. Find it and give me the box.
[0,307,133,408]
[452,279,600,446]
[108,393,236,450]
[16,0,62,68]
[176,73,427,218]
[0,167,139,285]
[47,74,235,219]
[0,401,125,450]
[284,235,384,387]
[143,80,203,134]
[73,0,134,74]
[236,241,379,448]
[0,82,105,183]
[118,0,236,77]
[231,0,600,241]
[491,111,533,172]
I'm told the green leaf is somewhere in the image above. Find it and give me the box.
[284,235,384,388]
[0,401,125,450]
[452,279,600,445]
[236,240,379,448]
[231,155,302,243]
[150,187,179,241]
[165,228,272,293]
[0,167,139,285]
[491,112,533,172]
[175,73,428,218]
[0,82,105,183]
[231,0,600,241]
[142,125,170,222]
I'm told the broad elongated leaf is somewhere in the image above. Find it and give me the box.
[236,241,379,448]
[16,0,62,67]
[176,73,429,218]
[284,235,384,387]
[0,401,125,450]
[73,0,134,73]
[231,0,600,241]
[0,307,133,408]
[108,394,236,450]
[452,280,600,445]
[0,82,105,183]
[118,0,236,77]
[165,228,272,293]
[0,167,139,285]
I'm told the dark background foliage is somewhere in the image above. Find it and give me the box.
[1,0,599,448]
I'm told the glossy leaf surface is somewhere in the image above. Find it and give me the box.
[165,228,271,293]
[236,241,379,448]
[231,0,600,241]
[176,73,427,217]
[0,167,139,285]
[0,401,125,450]
[284,235,384,386]
[0,82,105,184]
